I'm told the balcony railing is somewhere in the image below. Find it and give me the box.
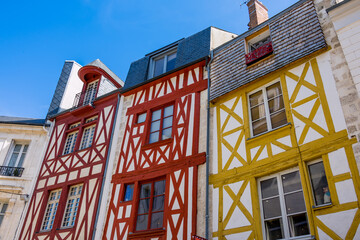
[0,166,24,177]
[245,41,273,65]
[73,89,96,108]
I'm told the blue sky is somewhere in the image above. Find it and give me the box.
[0,0,298,119]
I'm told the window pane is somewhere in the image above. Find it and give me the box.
[163,117,172,129]
[154,180,166,195]
[138,199,150,214]
[263,197,282,219]
[149,132,159,144]
[288,213,309,237]
[252,118,268,136]
[249,90,264,106]
[268,96,284,114]
[0,215,4,226]
[8,153,19,167]
[309,162,331,206]
[124,184,134,201]
[265,218,283,240]
[14,144,22,152]
[152,110,161,121]
[166,53,177,72]
[261,178,278,198]
[1,204,8,213]
[18,151,27,167]
[266,82,282,99]
[270,110,287,129]
[284,191,306,214]
[164,105,174,117]
[137,113,147,123]
[151,212,164,229]
[251,104,266,121]
[282,171,302,193]
[154,58,165,77]
[162,128,172,140]
[140,183,151,198]
[136,214,148,231]
[150,120,161,132]
[152,196,165,211]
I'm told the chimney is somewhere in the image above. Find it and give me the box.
[247,0,269,29]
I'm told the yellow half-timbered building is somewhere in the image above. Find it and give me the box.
[209,0,360,239]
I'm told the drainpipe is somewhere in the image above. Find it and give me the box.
[205,50,214,239]
[92,93,121,240]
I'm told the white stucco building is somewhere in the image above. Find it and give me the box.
[0,117,49,240]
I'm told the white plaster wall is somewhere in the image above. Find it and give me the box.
[210,27,237,50]
[59,61,83,111]
[0,123,49,240]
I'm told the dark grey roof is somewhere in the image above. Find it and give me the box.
[87,59,124,86]
[123,27,213,91]
[210,0,327,101]
[0,116,47,126]
[47,61,76,118]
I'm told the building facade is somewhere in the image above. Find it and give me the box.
[0,117,48,240]
[19,60,123,240]
[209,0,360,239]
[102,27,236,240]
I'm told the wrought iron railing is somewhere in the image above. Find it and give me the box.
[245,41,273,65]
[0,166,24,177]
[72,89,96,108]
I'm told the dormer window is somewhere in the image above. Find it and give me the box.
[83,81,99,105]
[149,50,177,79]
[245,27,273,65]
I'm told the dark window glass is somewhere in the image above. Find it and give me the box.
[123,184,134,202]
[149,105,174,143]
[308,162,331,206]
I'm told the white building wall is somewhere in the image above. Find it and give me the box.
[0,123,49,240]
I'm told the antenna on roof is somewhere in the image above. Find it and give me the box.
[240,0,250,7]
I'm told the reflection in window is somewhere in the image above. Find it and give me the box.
[149,105,174,144]
[7,143,29,167]
[151,51,177,78]
[136,179,165,231]
[41,189,62,231]
[0,202,8,226]
[123,184,134,202]
[137,113,147,124]
[62,184,83,228]
[80,125,96,150]
[63,131,78,155]
[308,161,331,206]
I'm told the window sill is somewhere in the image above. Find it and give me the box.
[247,122,291,143]
[312,202,332,210]
[128,228,165,239]
[141,138,172,150]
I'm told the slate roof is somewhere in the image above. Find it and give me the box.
[87,59,124,86]
[0,116,47,126]
[123,27,213,91]
[210,0,327,101]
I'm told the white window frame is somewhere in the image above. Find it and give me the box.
[148,49,177,79]
[62,184,83,228]
[79,125,96,150]
[63,131,78,155]
[0,201,8,226]
[41,189,62,231]
[248,80,287,137]
[83,80,99,105]
[258,168,311,240]
[5,141,29,167]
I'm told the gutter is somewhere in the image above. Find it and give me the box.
[92,93,121,240]
[205,50,214,239]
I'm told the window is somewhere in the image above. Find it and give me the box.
[63,131,78,155]
[149,50,177,78]
[149,105,174,144]
[123,184,134,202]
[6,142,28,168]
[308,161,331,206]
[83,81,98,105]
[0,202,8,226]
[80,125,96,150]
[137,113,147,124]
[136,179,165,231]
[245,27,273,65]
[41,189,62,231]
[259,170,310,240]
[62,184,83,228]
[249,82,287,136]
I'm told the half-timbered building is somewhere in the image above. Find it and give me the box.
[19,59,123,240]
[102,27,236,240]
[209,0,360,239]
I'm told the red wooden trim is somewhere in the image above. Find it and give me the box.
[141,138,172,150]
[111,153,206,183]
[127,228,165,239]
[192,165,198,236]
[245,41,273,65]
[78,65,123,88]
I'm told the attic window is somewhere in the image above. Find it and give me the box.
[149,49,177,79]
[245,27,273,65]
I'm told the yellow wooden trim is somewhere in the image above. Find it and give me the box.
[271,139,291,151]
[245,25,270,41]
[251,144,265,163]
[313,202,358,216]
[222,126,243,137]
[266,142,272,158]
[246,123,292,146]
[247,231,255,240]
[218,185,224,239]
[216,106,223,174]
[322,153,340,205]
[345,208,360,239]
[222,130,247,169]
[333,172,352,182]
[311,58,336,134]
[344,145,360,202]
[212,225,253,237]
[289,62,310,104]
[315,217,342,240]
[291,93,318,109]
[250,177,262,240]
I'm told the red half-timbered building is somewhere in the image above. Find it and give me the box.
[19,60,123,240]
[103,27,236,240]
